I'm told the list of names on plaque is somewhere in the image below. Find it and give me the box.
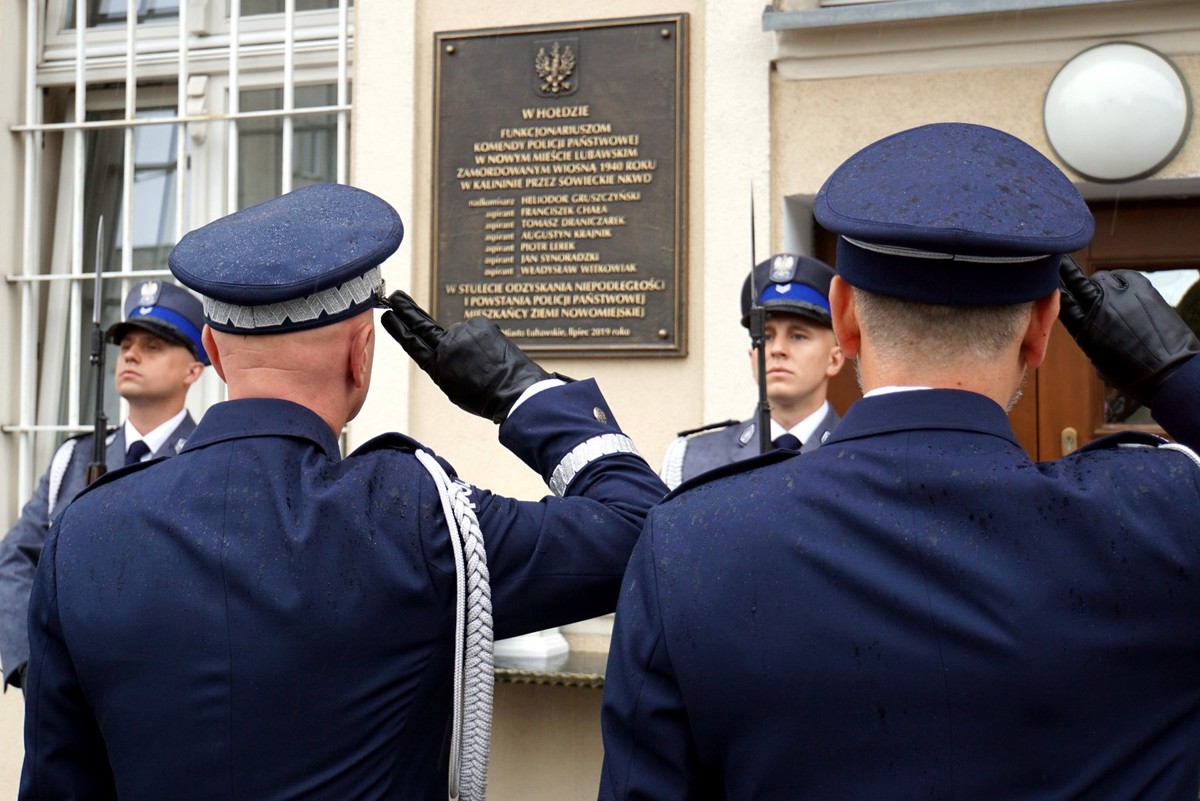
[434,17,687,355]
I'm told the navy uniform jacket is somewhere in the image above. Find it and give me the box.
[660,406,840,490]
[0,413,195,687]
[601,358,1200,801]
[22,380,665,801]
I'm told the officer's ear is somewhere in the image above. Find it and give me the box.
[826,339,846,377]
[202,326,226,382]
[183,360,204,386]
[348,317,374,390]
[829,277,861,359]
[1020,290,1060,371]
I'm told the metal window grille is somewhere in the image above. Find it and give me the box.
[5,0,354,501]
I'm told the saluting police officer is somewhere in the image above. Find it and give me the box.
[0,280,208,691]
[19,183,666,801]
[659,254,844,489]
[600,123,1200,799]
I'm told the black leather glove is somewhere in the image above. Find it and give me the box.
[381,290,549,423]
[1058,256,1200,406]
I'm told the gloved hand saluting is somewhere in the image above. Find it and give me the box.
[1058,256,1200,406]
[381,290,550,423]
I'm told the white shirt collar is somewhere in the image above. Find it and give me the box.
[863,385,933,398]
[124,407,187,461]
[770,400,833,444]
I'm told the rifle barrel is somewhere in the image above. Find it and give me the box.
[87,217,108,484]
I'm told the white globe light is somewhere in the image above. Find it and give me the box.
[1044,42,1191,183]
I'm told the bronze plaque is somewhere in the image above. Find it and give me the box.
[433,15,688,355]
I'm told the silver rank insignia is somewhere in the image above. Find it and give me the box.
[739,424,756,445]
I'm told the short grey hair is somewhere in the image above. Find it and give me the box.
[853,287,1033,366]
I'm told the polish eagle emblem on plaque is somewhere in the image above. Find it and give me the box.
[535,41,576,95]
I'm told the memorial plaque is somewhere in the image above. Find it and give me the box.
[433,15,688,355]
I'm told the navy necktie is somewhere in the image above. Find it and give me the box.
[772,433,802,451]
[125,440,151,466]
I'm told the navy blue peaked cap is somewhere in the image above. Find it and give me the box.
[169,183,403,334]
[740,254,835,328]
[107,280,210,365]
[813,123,1094,306]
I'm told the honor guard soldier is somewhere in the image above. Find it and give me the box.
[20,184,666,801]
[600,123,1200,800]
[0,280,208,691]
[659,254,845,489]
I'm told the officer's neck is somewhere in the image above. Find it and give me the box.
[126,396,188,437]
[852,294,1055,412]
[769,393,826,431]
[857,349,1026,411]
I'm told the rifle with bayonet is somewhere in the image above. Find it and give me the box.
[749,194,771,454]
[85,217,108,484]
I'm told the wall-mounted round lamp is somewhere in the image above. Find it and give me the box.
[1044,42,1191,183]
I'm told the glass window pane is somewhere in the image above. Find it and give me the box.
[240,0,351,15]
[78,105,187,423]
[237,83,347,210]
[66,0,180,28]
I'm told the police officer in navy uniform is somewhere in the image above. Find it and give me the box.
[599,123,1200,800]
[0,280,208,691]
[659,254,844,489]
[20,183,666,801]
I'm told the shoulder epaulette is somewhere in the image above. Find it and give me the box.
[675,419,739,438]
[62,430,91,445]
[1076,430,1168,453]
[1076,429,1200,472]
[349,431,427,457]
[61,426,117,445]
[664,447,798,502]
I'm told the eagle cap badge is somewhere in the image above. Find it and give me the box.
[770,255,797,283]
[137,281,161,309]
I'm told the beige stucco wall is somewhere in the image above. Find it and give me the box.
[770,55,1200,220]
[0,0,27,789]
[0,690,20,797]
[353,0,775,497]
[352,3,772,799]
[0,0,21,568]
[1,3,1196,800]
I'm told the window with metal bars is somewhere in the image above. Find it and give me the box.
[5,0,353,503]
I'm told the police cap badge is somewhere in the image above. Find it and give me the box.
[740,253,836,328]
[106,280,209,365]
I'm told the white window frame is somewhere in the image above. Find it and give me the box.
[6,0,353,501]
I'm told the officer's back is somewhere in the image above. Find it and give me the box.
[22,184,666,801]
[599,123,1200,800]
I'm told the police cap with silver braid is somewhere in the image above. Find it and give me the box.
[169,183,403,334]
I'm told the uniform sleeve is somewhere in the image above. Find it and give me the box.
[599,514,701,801]
[465,378,668,637]
[1152,354,1200,449]
[20,522,118,800]
[0,460,58,687]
